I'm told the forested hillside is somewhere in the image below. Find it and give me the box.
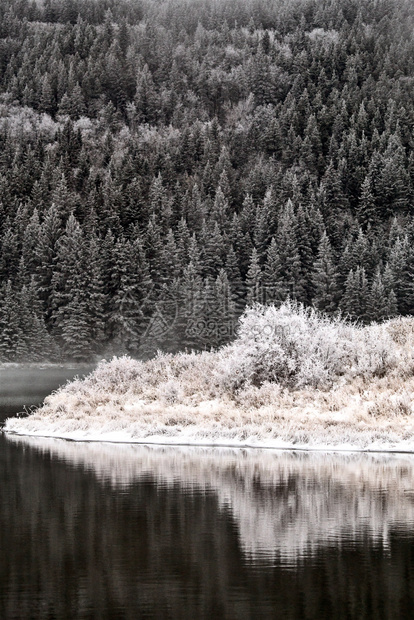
[1,0,414,361]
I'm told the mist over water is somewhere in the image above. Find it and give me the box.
[0,366,94,423]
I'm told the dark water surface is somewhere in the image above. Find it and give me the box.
[2,371,414,619]
[0,366,94,421]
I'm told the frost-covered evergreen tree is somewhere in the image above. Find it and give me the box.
[367,269,398,322]
[0,281,23,361]
[312,233,340,315]
[340,267,370,323]
[3,0,414,359]
[263,238,284,304]
[246,248,262,305]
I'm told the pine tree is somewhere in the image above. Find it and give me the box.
[144,215,165,288]
[295,204,315,303]
[273,200,304,301]
[367,269,398,322]
[246,248,262,305]
[204,269,237,347]
[21,209,41,279]
[0,226,19,282]
[0,281,23,361]
[262,237,286,304]
[200,220,226,278]
[58,83,86,119]
[39,74,55,115]
[108,236,153,354]
[312,233,340,315]
[21,277,57,361]
[357,175,377,228]
[387,235,412,314]
[351,229,371,274]
[211,185,229,227]
[51,173,76,222]
[35,204,63,319]
[148,173,173,231]
[50,214,92,358]
[178,260,205,350]
[253,202,270,261]
[174,218,192,265]
[134,64,158,124]
[340,267,370,323]
[225,245,245,314]
[84,232,107,352]
[239,194,256,234]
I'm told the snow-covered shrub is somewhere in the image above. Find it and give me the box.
[157,379,184,405]
[368,391,413,418]
[85,356,145,393]
[233,381,282,409]
[352,324,397,379]
[216,302,397,392]
[385,316,414,346]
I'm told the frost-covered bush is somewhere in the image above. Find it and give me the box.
[157,379,184,405]
[216,302,397,392]
[352,324,398,379]
[385,316,414,346]
[44,303,398,415]
[84,356,145,393]
[233,381,282,409]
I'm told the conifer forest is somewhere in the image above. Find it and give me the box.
[0,0,414,362]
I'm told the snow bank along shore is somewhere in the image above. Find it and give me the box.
[4,302,414,452]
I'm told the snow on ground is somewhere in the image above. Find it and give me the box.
[4,303,414,453]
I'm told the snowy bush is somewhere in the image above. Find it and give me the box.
[157,379,184,405]
[85,355,145,394]
[216,302,397,392]
[75,303,398,399]
[385,316,414,346]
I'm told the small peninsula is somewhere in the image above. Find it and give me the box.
[4,303,414,453]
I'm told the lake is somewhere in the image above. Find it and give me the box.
[1,368,414,619]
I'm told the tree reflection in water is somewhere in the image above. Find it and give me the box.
[2,436,414,619]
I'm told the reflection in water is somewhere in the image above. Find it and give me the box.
[2,435,414,619]
[7,436,414,563]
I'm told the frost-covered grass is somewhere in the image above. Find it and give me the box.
[5,302,414,451]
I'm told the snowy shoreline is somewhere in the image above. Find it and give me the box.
[5,427,414,454]
[4,304,414,454]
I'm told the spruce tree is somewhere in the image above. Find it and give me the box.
[178,260,204,350]
[0,281,23,361]
[273,200,304,301]
[357,175,377,228]
[51,214,92,358]
[367,269,398,322]
[35,204,63,319]
[387,236,411,314]
[246,248,262,305]
[263,237,286,304]
[312,232,340,315]
[225,245,245,314]
[340,267,370,323]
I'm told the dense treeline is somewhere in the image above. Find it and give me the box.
[1,0,414,360]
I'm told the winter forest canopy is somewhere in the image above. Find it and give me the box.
[0,0,414,361]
